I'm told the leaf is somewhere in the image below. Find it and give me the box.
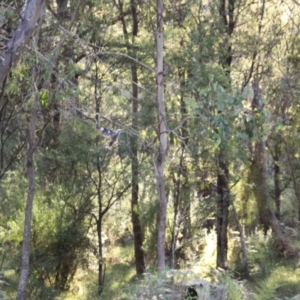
[40,89,50,108]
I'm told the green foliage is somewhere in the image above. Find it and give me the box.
[39,89,50,108]
[218,272,249,300]
[120,270,187,300]
[0,271,8,300]
[246,232,300,300]
[2,0,300,298]
[30,221,91,292]
[254,278,278,300]
[248,233,277,278]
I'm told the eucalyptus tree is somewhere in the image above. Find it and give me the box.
[0,1,46,297]
[0,0,96,297]
[215,0,239,270]
[155,0,168,271]
[114,0,146,276]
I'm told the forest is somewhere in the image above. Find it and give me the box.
[1,0,300,299]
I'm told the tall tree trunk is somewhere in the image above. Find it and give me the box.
[117,0,146,276]
[216,0,237,269]
[16,109,37,300]
[112,0,146,277]
[250,78,271,234]
[155,0,168,271]
[169,67,189,269]
[92,68,105,295]
[130,0,145,272]
[178,68,191,245]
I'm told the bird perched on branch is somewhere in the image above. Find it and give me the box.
[99,127,121,148]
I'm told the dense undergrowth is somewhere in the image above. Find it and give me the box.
[1,230,300,300]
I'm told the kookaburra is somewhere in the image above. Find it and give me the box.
[99,127,121,147]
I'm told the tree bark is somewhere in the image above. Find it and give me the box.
[216,157,229,269]
[169,67,190,269]
[250,142,271,234]
[251,77,297,258]
[130,0,145,276]
[273,142,281,219]
[216,0,237,270]
[0,0,45,86]
[155,0,168,271]
[170,173,180,269]
[16,109,37,300]
[97,213,105,295]
[117,0,145,276]
[130,67,146,275]
[93,77,105,295]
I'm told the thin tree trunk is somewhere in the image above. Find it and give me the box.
[273,142,281,219]
[178,67,191,246]
[93,79,105,295]
[231,200,249,278]
[97,216,105,295]
[130,35,145,275]
[169,70,189,268]
[97,170,104,295]
[16,109,37,300]
[216,156,229,269]
[156,0,168,271]
[170,173,180,269]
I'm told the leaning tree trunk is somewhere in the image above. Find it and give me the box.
[250,77,297,258]
[16,109,37,300]
[252,137,296,257]
[155,0,168,271]
[0,0,45,86]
